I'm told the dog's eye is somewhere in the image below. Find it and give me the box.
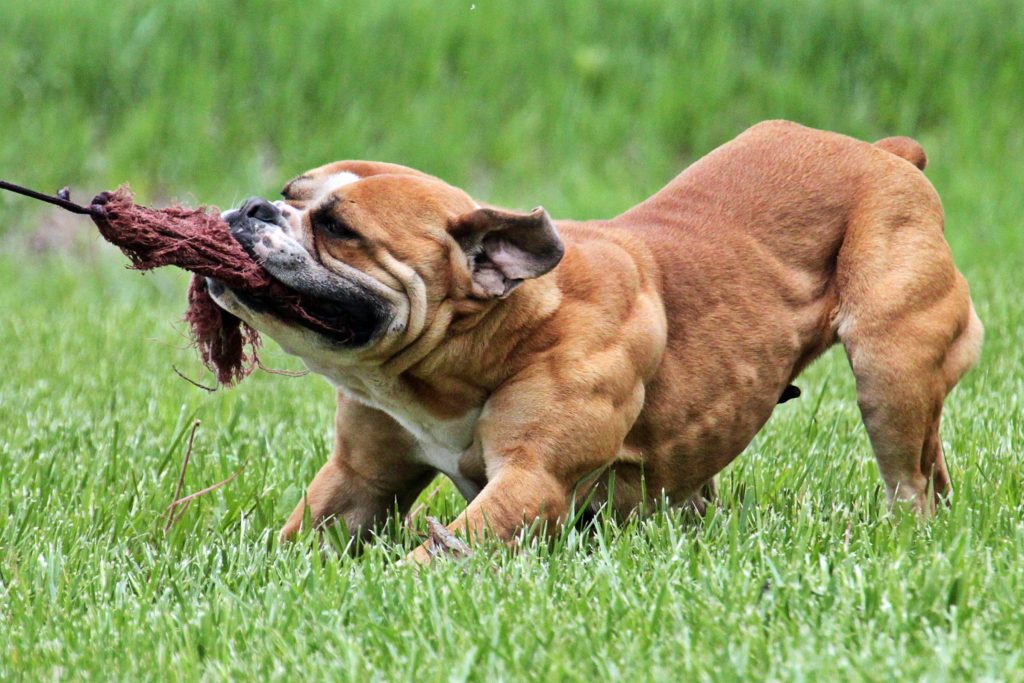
[314,215,360,241]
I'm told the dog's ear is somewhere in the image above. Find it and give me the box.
[449,206,564,298]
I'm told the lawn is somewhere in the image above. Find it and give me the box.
[2,1,1023,680]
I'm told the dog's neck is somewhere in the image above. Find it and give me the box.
[306,264,566,445]
[343,258,563,429]
[409,270,563,385]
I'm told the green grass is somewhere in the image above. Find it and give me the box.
[1,259,1021,680]
[2,0,1024,257]
[2,1,1023,680]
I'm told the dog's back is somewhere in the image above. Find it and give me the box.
[603,120,980,512]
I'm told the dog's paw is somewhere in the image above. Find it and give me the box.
[401,517,473,567]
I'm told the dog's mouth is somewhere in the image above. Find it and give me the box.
[205,276,383,346]
[211,198,393,347]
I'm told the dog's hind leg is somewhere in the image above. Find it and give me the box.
[835,176,982,512]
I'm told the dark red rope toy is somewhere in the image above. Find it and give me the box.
[1,180,338,385]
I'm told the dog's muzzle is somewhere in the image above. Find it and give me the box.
[212,196,395,347]
[223,196,365,302]
[223,196,290,253]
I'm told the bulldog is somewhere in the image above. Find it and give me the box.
[209,120,982,563]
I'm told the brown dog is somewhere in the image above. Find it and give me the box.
[208,120,982,563]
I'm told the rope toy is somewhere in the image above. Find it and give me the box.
[1,180,345,385]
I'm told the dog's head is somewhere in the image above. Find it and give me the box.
[208,161,564,367]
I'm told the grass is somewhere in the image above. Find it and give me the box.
[2,0,1024,257]
[1,260,1021,680]
[1,0,1023,680]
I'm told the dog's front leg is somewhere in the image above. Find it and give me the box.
[405,462,570,564]
[405,368,646,565]
[280,394,433,542]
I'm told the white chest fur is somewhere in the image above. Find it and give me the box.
[308,360,484,500]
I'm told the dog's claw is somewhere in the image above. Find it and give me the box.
[425,516,473,561]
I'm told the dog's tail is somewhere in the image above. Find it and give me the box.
[874,136,927,171]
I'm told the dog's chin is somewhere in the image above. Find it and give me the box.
[205,278,259,322]
[205,278,281,334]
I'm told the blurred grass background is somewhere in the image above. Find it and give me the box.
[2,1,1023,680]
[2,0,1023,259]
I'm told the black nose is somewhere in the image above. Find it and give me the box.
[240,196,281,224]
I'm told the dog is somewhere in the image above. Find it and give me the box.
[209,120,982,564]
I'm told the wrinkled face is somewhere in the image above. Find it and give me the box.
[208,161,564,366]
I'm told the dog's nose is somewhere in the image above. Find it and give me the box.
[240,196,281,224]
